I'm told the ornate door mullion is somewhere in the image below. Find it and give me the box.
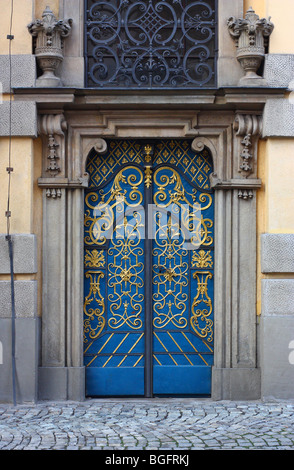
[143,143,154,398]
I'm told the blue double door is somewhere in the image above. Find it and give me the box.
[83,140,214,397]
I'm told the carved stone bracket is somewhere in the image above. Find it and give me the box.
[39,114,67,177]
[38,114,68,197]
[206,113,262,200]
[234,113,263,178]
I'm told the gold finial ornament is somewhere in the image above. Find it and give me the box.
[144,145,153,162]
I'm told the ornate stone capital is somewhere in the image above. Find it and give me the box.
[227,7,274,86]
[28,6,72,87]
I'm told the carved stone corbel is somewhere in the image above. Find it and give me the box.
[208,114,262,199]
[234,113,263,178]
[38,113,68,197]
[39,114,67,177]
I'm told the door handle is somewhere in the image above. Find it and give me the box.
[156,266,176,280]
[158,265,166,273]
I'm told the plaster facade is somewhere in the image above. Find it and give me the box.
[0,0,293,403]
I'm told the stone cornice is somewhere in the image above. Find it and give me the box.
[13,86,287,111]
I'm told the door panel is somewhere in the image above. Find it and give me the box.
[84,163,146,396]
[84,140,214,397]
[151,164,214,395]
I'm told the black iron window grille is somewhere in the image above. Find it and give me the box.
[85,0,218,89]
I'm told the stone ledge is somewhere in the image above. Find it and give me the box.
[0,280,37,318]
[262,279,294,316]
[261,234,294,273]
[0,234,37,274]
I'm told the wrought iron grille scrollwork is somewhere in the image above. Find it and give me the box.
[85,0,217,89]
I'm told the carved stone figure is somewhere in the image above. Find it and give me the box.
[28,6,72,87]
[227,7,274,86]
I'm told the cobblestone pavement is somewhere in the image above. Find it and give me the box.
[0,398,294,450]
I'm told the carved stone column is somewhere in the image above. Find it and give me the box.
[28,6,72,87]
[65,139,108,400]
[38,116,106,400]
[210,113,263,400]
[37,113,68,399]
[227,7,274,86]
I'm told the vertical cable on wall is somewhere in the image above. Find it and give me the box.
[5,0,17,406]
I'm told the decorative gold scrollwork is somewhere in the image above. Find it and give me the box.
[191,271,213,342]
[84,141,215,371]
[83,271,105,341]
[104,166,145,330]
[152,209,189,330]
[84,166,144,245]
[84,200,114,246]
[153,166,213,247]
[108,233,144,330]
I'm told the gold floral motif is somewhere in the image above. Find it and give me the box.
[84,249,105,268]
[144,144,152,162]
[191,271,213,342]
[145,166,152,188]
[192,250,213,268]
[119,268,132,283]
[83,271,105,342]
